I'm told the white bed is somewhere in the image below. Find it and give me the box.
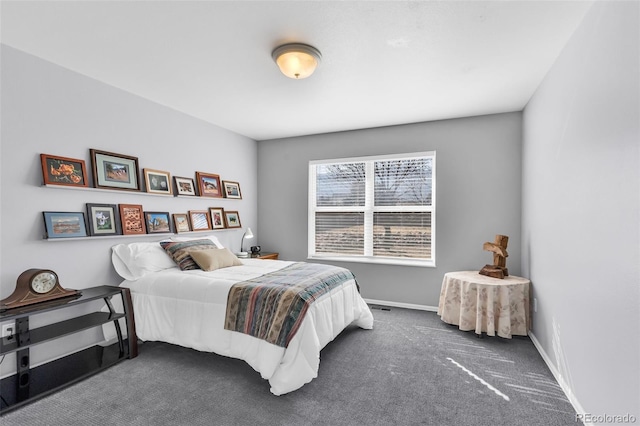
[109,236,374,395]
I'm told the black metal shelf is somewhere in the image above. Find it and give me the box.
[0,312,125,355]
[0,285,137,415]
[0,343,125,412]
[0,286,122,320]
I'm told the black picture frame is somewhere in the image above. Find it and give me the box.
[91,149,140,191]
[86,203,122,236]
[222,180,242,199]
[174,176,197,196]
[144,211,173,234]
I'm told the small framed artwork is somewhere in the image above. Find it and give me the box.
[119,204,146,235]
[173,213,191,233]
[43,212,88,239]
[143,169,173,195]
[86,203,122,236]
[195,172,223,198]
[40,154,89,187]
[222,181,242,199]
[174,176,197,196]
[209,207,225,229]
[144,211,173,234]
[90,149,140,191]
[224,210,242,229]
[189,210,212,231]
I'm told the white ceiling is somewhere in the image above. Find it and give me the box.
[1,1,593,141]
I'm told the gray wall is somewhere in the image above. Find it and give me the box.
[0,45,257,372]
[522,1,639,419]
[257,112,523,307]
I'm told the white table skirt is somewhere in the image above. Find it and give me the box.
[437,271,531,338]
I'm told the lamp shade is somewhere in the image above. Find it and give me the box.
[272,43,321,79]
[239,227,254,256]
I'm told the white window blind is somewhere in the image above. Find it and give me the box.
[309,152,435,267]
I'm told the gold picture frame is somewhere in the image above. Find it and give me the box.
[143,169,173,195]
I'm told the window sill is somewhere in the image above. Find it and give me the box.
[307,255,435,268]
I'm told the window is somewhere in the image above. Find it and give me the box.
[309,151,435,267]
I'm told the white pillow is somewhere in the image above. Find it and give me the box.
[170,234,224,248]
[111,241,177,281]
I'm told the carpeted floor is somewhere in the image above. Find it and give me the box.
[1,307,579,425]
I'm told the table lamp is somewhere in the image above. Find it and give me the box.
[238,227,254,258]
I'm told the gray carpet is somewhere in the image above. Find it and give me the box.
[1,307,579,426]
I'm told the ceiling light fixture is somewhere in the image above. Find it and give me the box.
[272,43,322,79]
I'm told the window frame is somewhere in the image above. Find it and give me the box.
[308,151,436,267]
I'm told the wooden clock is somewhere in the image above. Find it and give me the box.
[0,269,81,310]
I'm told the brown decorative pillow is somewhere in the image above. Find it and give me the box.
[189,248,243,271]
[159,239,217,270]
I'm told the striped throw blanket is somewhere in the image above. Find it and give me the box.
[225,262,356,348]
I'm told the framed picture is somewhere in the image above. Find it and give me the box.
[209,207,225,229]
[40,154,89,187]
[189,210,212,231]
[195,172,223,198]
[86,203,122,236]
[143,169,173,195]
[144,211,173,234]
[222,181,242,199]
[173,213,191,233]
[224,210,242,229]
[174,176,196,196]
[43,212,87,239]
[119,204,146,235]
[91,149,140,191]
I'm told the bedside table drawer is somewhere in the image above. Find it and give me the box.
[251,252,278,260]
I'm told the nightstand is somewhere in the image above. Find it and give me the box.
[250,252,279,260]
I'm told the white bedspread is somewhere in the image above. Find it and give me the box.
[118,259,374,395]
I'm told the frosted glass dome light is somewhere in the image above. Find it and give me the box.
[272,43,322,79]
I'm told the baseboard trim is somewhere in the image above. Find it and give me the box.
[364,298,438,312]
[528,331,590,425]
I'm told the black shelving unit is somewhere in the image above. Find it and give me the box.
[0,286,137,414]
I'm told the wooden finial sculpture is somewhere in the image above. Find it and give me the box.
[479,234,509,279]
